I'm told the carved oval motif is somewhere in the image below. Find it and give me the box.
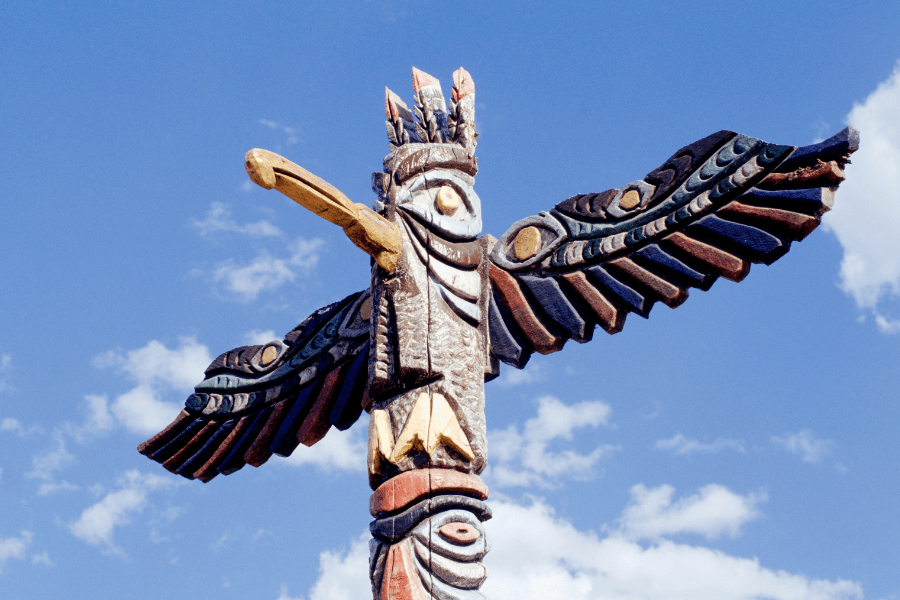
[438,522,481,545]
[260,345,278,366]
[358,297,372,321]
[513,226,541,260]
[490,212,568,272]
[251,340,287,372]
[436,185,461,215]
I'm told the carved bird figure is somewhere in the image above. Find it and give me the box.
[138,67,858,600]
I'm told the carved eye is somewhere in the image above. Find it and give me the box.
[436,185,461,215]
[439,522,481,544]
[605,180,656,218]
[491,212,568,272]
[252,340,287,371]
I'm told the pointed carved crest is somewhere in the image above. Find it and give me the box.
[384,67,476,156]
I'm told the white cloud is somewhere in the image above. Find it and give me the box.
[496,362,543,387]
[276,585,303,600]
[93,338,212,436]
[280,420,366,473]
[31,551,54,567]
[26,434,78,496]
[245,329,278,345]
[259,119,300,146]
[193,202,283,238]
[486,395,616,489]
[301,533,372,600]
[825,61,900,332]
[0,531,33,574]
[0,353,11,393]
[772,430,834,464]
[296,493,861,600]
[210,237,323,302]
[69,470,177,555]
[1,418,23,434]
[655,433,746,455]
[66,394,115,441]
[615,484,764,541]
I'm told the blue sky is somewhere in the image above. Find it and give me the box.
[2,2,900,599]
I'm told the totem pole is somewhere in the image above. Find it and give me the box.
[137,67,858,600]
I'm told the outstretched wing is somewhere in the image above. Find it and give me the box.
[487,127,859,368]
[138,290,372,482]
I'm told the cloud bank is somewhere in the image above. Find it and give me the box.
[69,470,177,555]
[288,488,860,600]
[826,61,900,332]
[93,338,212,435]
[486,395,617,488]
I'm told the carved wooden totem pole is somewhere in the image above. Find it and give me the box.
[138,67,858,600]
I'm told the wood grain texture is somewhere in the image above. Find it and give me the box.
[381,540,430,600]
[718,201,820,241]
[489,265,563,354]
[584,265,653,318]
[270,383,321,457]
[686,214,787,265]
[162,421,220,474]
[662,231,749,282]
[194,415,253,482]
[297,362,351,447]
[561,271,625,334]
[244,400,292,467]
[608,256,688,308]
[630,244,714,291]
[330,343,370,430]
[137,410,193,456]
[176,419,236,479]
[149,419,204,463]
[519,275,591,342]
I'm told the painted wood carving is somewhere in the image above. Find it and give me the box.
[138,67,859,599]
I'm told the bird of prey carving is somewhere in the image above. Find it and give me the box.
[138,67,858,600]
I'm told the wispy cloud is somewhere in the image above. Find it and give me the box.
[0,353,12,393]
[193,202,282,238]
[1,417,43,437]
[297,493,861,600]
[615,484,765,541]
[0,530,33,575]
[244,329,278,345]
[486,395,617,489]
[772,429,835,464]
[495,362,543,387]
[259,119,300,146]
[825,61,900,332]
[25,434,78,496]
[655,433,746,455]
[66,394,115,442]
[31,551,53,567]
[93,338,212,435]
[69,470,178,556]
[209,237,323,302]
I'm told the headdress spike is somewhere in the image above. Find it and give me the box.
[449,67,476,155]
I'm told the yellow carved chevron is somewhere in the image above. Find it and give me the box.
[368,408,394,482]
[390,392,474,464]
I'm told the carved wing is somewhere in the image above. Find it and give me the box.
[487,127,859,368]
[138,290,372,482]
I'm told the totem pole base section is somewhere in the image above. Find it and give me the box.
[369,469,491,600]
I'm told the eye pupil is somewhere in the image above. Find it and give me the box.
[436,185,461,215]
